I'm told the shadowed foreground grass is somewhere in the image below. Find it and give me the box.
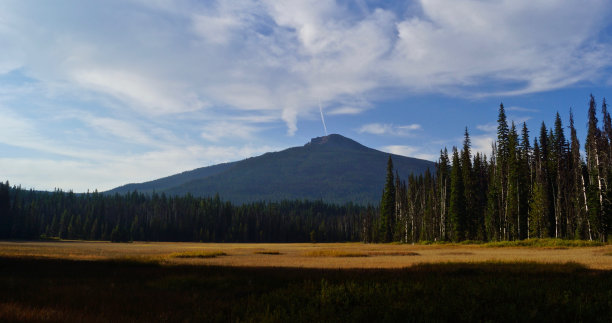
[1,257,611,322]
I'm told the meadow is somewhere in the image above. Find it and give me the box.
[0,240,610,269]
[1,240,611,322]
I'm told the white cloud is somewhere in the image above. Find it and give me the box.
[327,106,366,115]
[471,135,496,158]
[1,0,612,190]
[1,0,611,135]
[0,142,278,192]
[200,121,262,142]
[359,123,422,136]
[72,69,206,115]
[0,104,278,191]
[476,123,497,133]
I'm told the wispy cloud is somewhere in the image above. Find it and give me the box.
[327,105,367,115]
[1,0,609,134]
[200,121,263,142]
[1,0,611,191]
[476,123,497,133]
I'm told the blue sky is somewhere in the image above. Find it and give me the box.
[2,0,612,192]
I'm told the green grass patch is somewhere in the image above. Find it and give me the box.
[483,238,604,248]
[170,250,227,258]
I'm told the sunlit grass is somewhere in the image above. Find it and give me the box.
[483,238,604,248]
[0,241,610,269]
[303,250,369,257]
[368,251,420,256]
[303,250,420,257]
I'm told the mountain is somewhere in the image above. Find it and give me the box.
[107,134,435,205]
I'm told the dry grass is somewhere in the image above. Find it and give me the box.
[0,241,611,269]
[439,252,475,256]
[303,250,369,257]
[368,251,420,256]
[483,238,605,248]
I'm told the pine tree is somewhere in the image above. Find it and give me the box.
[0,181,10,238]
[485,143,501,241]
[530,138,549,238]
[552,112,568,238]
[449,147,466,241]
[436,148,451,241]
[569,110,587,239]
[519,122,531,239]
[461,127,475,239]
[496,104,510,239]
[586,94,605,241]
[472,152,488,240]
[379,156,396,242]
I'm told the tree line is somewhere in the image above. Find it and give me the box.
[1,95,610,243]
[0,185,367,242]
[370,95,611,243]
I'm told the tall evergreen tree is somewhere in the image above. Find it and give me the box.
[0,181,10,238]
[436,148,451,241]
[569,110,588,239]
[496,104,510,239]
[449,147,466,241]
[461,127,475,239]
[552,112,568,238]
[519,122,531,239]
[472,152,488,240]
[586,95,606,241]
[379,156,396,242]
[529,139,549,238]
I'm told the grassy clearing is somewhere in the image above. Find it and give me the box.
[1,241,611,269]
[303,250,369,257]
[170,250,226,258]
[1,257,611,322]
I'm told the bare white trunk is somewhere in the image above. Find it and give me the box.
[581,172,593,241]
[517,178,520,240]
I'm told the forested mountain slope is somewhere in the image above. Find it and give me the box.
[108,134,435,205]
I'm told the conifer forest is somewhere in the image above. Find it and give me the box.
[371,95,611,243]
[1,95,611,243]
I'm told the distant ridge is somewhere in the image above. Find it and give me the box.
[107,134,435,205]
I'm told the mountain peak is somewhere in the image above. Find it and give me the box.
[305,134,365,150]
[109,133,435,204]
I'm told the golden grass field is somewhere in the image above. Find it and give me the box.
[1,240,611,269]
